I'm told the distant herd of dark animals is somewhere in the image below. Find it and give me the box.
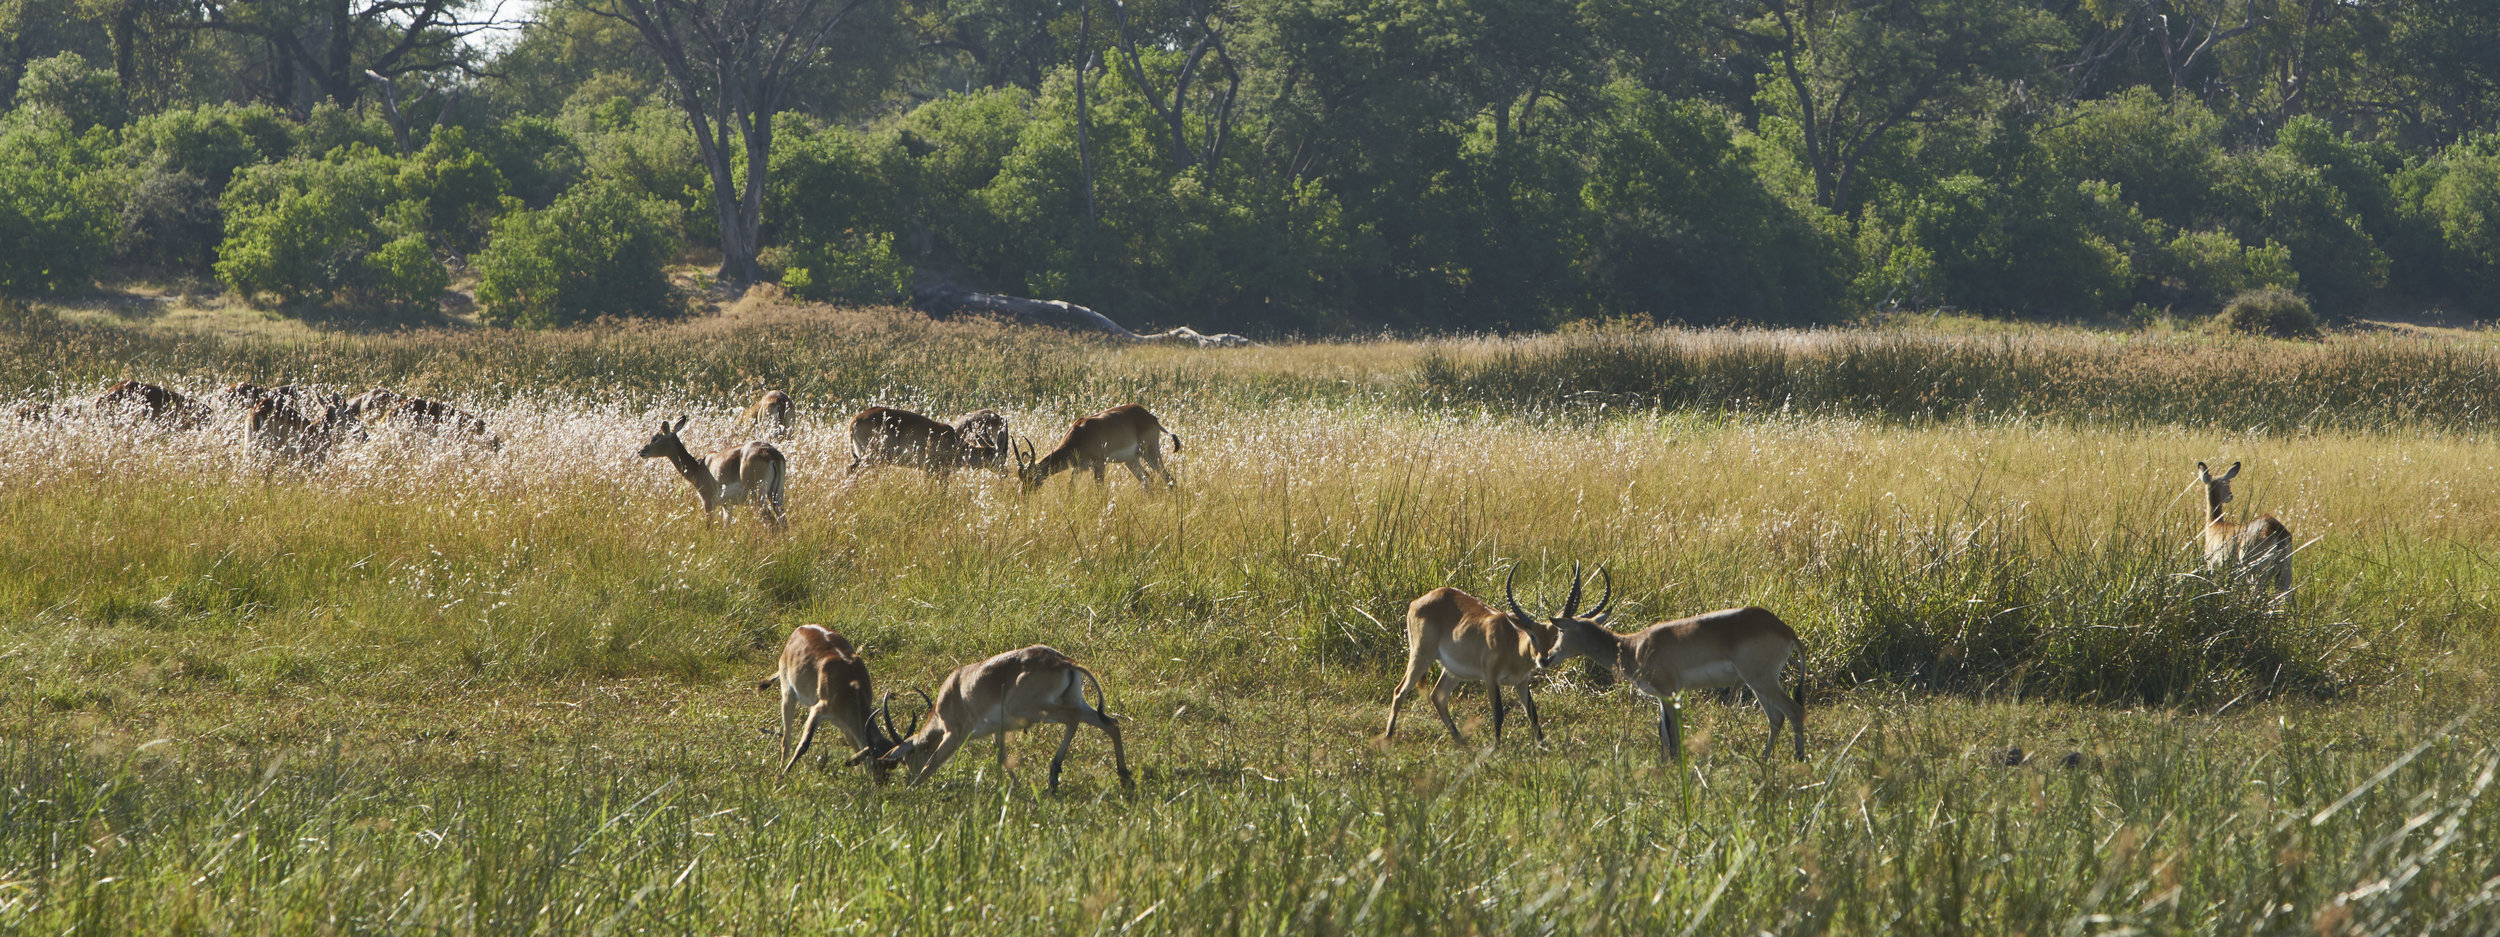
[15,379,501,467]
[28,380,2302,788]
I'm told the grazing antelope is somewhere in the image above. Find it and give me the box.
[343,387,404,419]
[846,406,1014,480]
[96,380,208,429]
[732,390,794,440]
[246,397,360,466]
[375,396,501,450]
[1383,567,1595,746]
[637,415,788,528]
[1013,404,1182,491]
[876,645,1133,790]
[2195,461,2295,600]
[757,625,905,776]
[1538,577,1806,762]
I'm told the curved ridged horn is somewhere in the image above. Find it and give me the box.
[1505,565,1532,621]
[1585,566,1614,619]
[1562,562,1587,618]
[912,687,935,730]
[877,691,899,743]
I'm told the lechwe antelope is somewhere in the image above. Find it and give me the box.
[374,396,501,450]
[1013,404,1181,490]
[845,406,1013,480]
[246,397,361,466]
[757,625,906,776]
[875,645,1133,790]
[2195,461,2295,601]
[1537,574,1806,762]
[96,380,208,429]
[1382,567,1594,746]
[732,390,793,439]
[636,416,788,528]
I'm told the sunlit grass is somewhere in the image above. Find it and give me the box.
[3,306,2499,933]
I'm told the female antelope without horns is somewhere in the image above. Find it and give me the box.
[637,415,788,528]
[1537,571,1806,762]
[733,390,793,439]
[1383,566,1609,746]
[875,645,1133,789]
[2195,460,2295,601]
[1014,404,1181,491]
[758,625,907,777]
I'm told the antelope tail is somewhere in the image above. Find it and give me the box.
[757,675,779,693]
[1074,664,1112,719]
[1163,429,1183,452]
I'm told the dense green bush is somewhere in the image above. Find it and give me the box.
[2416,137,2500,314]
[215,148,447,308]
[776,230,910,303]
[474,182,679,327]
[398,128,512,252]
[0,113,118,295]
[2213,287,2322,339]
[15,52,125,131]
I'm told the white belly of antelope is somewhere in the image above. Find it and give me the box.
[719,481,747,502]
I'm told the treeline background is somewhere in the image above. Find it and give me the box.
[0,0,2494,334]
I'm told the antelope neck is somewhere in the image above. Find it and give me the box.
[660,441,717,493]
[2206,488,2226,524]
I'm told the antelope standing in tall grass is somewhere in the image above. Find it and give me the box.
[1537,574,1807,762]
[637,416,788,528]
[845,406,1013,480]
[2195,461,2295,602]
[1383,567,1598,746]
[758,625,907,776]
[875,645,1133,790]
[96,380,208,429]
[373,396,501,450]
[1014,404,1181,490]
[733,390,793,439]
[246,397,361,466]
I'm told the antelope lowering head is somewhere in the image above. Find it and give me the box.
[1015,404,1181,491]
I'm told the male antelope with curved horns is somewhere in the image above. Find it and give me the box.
[1537,569,1807,762]
[1382,564,1612,746]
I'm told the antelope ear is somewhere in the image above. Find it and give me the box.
[673,414,691,434]
[2221,461,2241,481]
[657,420,672,435]
[2195,461,2210,479]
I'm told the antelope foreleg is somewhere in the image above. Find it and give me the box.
[1518,684,1544,744]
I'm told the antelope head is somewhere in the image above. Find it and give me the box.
[638,415,693,460]
[1522,564,1618,668]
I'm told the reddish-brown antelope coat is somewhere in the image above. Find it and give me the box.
[2195,461,2294,600]
[1014,404,1181,490]
[637,416,788,527]
[1383,567,1604,746]
[877,645,1133,789]
[1541,592,1806,762]
[246,397,360,466]
[376,396,501,449]
[758,625,903,776]
[846,406,1013,479]
[734,390,793,439]
[96,380,208,429]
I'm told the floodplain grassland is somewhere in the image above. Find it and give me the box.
[4,302,2500,934]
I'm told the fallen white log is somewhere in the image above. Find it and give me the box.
[913,282,1256,347]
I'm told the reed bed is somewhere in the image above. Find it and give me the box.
[2,305,2498,933]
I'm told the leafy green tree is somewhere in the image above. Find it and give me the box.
[474,181,679,327]
[214,146,446,307]
[0,112,118,294]
[15,50,122,128]
[1578,84,1845,323]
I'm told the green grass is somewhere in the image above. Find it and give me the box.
[4,303,2500,933]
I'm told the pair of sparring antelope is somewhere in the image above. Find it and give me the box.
[843,400,1181,491]
[1385,566,1808,762]
[762,625,1131,789]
